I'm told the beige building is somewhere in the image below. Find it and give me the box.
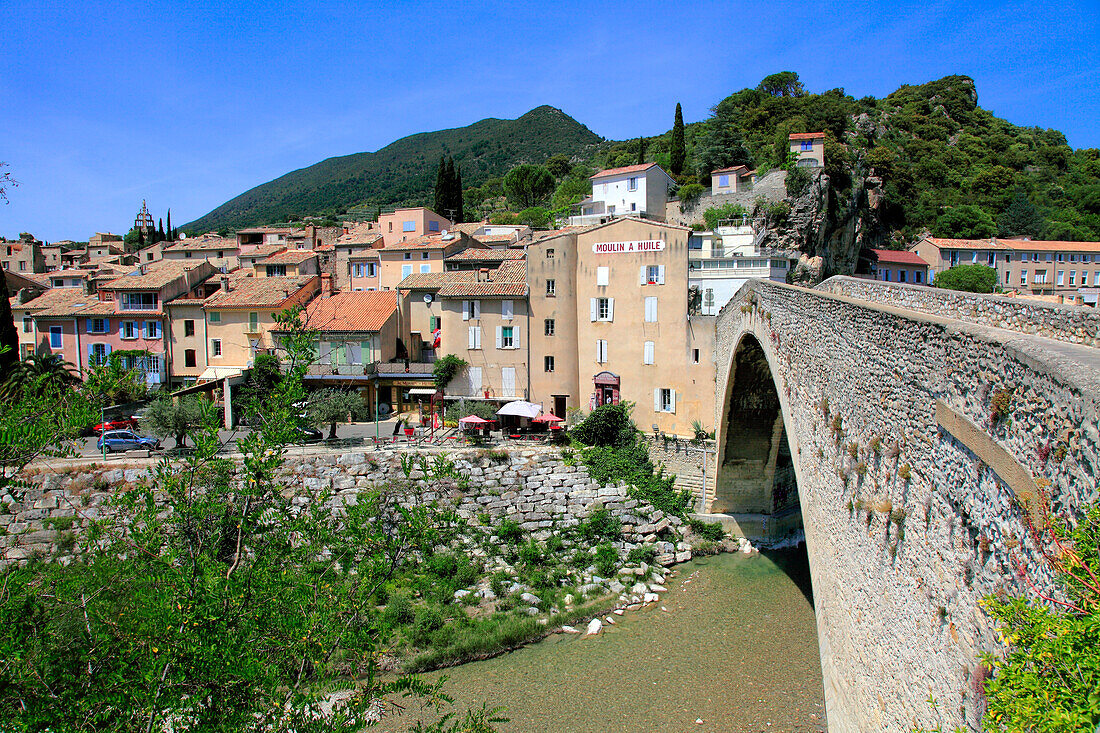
[789,133,825,167]
[378,233,479,291]
[334,227,383,291]
[377,207,453,246]
[253,249,318,278]
[165,298,210,386]
[162,235,238,271]
[1,236,45,274]
[709,165,754,194]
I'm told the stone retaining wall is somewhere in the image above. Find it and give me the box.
[1,447,691,570]
[817,275,1100,348]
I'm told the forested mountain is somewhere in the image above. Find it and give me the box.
[182,106,602,233]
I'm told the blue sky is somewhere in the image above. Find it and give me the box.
[2,0,1097,242]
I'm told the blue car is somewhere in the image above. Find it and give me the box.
[97,429,161,453]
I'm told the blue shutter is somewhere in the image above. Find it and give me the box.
[86,318,93,333]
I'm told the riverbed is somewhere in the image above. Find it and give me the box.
[378,548,826,732]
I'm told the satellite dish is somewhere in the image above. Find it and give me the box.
[423,293,433,304]
[440,229,448,236]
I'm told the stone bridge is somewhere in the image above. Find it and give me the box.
[710,276,1100,732]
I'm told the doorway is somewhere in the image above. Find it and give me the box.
[553,395,568,420]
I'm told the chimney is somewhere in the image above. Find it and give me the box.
[220,275,230,292]
[84,278,96,296]
[479,267,489,282]
[320,273,333,296]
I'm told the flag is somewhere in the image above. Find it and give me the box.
[432,328,442,349]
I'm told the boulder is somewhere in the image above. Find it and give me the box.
[586,618,603,635]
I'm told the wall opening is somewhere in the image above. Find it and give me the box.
[714,334,802,540]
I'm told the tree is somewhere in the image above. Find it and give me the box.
[166,209,173,242]
[306,387,362,439]
[503,165,555,210]
[756,71,807,98]
[636,136,646,165]
[998,190,1047,238]
[670,103,686,177]
[1,353,81,400]
[0,161,16,203]
[0,269,17,382]
[434,156,448,216]
[432,354,467,391]
[0,379,95,494]
[936,205,997,239]
[158,217,165,241]
[142,394,203,447]
[453,161,464,223]
[933,264,997,293]
[545,154,572,179]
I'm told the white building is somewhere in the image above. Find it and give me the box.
[570,163,676,225]
[688,223,795,315]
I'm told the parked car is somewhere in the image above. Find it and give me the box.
[97,429,161,453]
[93,417,139,435]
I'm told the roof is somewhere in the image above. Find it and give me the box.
[591,163,663,179]
[102,261,212,291]
[203,275,317,309]
[871,249,929,266]
[383,234,472,252]
[712,165,750,175]
[438,282,528,298]
[236,227,293,235]
[336,226,384,246]
[259,249,317,265]
[240,243,287,259]
[451,222,488,236]
[300,291,398,333]
[17,287,118,317]
[913,236,1100,253]
[445,248,525,262]
[789,132,825,141]
[397,271,478,290]
[164,235,235,252]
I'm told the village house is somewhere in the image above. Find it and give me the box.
[709,165,755,194]
[87,233,125,260]
[1,235,45,274]
[334,226,384,292]
[235,227,293,254]
[865,248,930,284]
[789,132,825,167]
[376,207,453,247]
[378,231,481,291]
[570,163,676,225]
[252,249,319,278]
[688,222,794,316]
[162,235,238,271]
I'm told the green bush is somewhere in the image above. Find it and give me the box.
[678,183,705,207]
[703,202,748,230]
[933,264,997,293]
[497,518,524,543]
[579,509,622,543]
[410,607,445,645]
[688,518,726,541]
[580,442,690,517]
[594,542,619,578]
[785,165,812,197]
[627,545,658,564]
[571,403,637,448]
[383,592,415,626]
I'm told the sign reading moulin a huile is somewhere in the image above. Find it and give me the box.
[591,240,666,254]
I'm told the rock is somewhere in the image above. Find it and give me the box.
[742,542,754,554]
[605,616,616,625]
[454,589,472,600]
[475,588,496,601]
[675,551,692,563]
[649,584,668,592]
[643,592,659,603]
[613,608,625,616]
[519,592,541,605]
[563,594,575,607]
[561,625,581,634]
[586,618,602,635]
[631,582,648,595]
[655,553,675,566]
[524,606,540,616]
[608,580,626,594]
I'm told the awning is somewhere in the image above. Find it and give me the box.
[408,387,438,396]
[496,400,542,419]
[198,367,243,383]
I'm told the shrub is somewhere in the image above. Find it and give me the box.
[497,518,524,543]
[594,542,618,578]
[688,518,725,541]
[627,545,658,564]
[383,592,415,626]
[703,202,748,230]
[678,183,705,208]
[432,354,467,391]
[579,509,622,543]
[411,607,445,645]
[571,403,637,448]
[934,264,997,293]
[478,448,510,464]
[785,165,812,196]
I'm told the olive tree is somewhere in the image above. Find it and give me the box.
[306,387,362,439]
[142,393,205,448]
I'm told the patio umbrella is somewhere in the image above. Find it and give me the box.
[496,401,542,419]
[532,413,564,423]
[458,415,491,425]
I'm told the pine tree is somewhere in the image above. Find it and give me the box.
[998,190,1047,239]
[166,209,173,241]
[433,156,447,215]
[636,137,646,165]
[670,103,686,176]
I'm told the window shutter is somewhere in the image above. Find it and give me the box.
[590,298,597,321]
[475,327,482,349]
[85,319,93,333]
[473,300,481,319]
[513,326,520,349]
[644,341,654,364]
[597,267,609,286]
[670,389,677,413]
[596,340,600,362]
[639,266,646,286]
[468,326,475,349]
[607,298,614,321]
[462,301,470,321]
[502,300,513,320]
[495,326,503,349]
[657,265,665,284]
[654,388,660,412]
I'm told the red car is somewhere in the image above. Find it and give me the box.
[93,417,139,435]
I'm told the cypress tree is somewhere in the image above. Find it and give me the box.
[670,103,686,176]
[166,209,173,241]
[137,229,145,248]
[433,156,447,215]
[0,268,18,381]
[636,137,646,165]
[454,165,464,224]
[158,218,165,241]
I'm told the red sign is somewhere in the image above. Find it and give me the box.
[591,240,666,254]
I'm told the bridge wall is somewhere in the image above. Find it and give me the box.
[715,280,1100,732]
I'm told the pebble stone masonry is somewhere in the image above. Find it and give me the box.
[714,277,1100,732]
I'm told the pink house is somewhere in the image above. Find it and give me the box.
[25,260,215,385]
[376,207,453,247]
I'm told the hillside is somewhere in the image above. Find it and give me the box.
[183,106,602,232]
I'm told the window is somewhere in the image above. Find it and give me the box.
[1085,255,1092,263]
[184,320,195,337]
[546,248,554,259]
[496,326,517,349]
[429,315,440,332]
[208,311,221,323]
[1020,270,1027,285]
[145,321,161,339]
[388,222,393,232]
[419,263,431,273]
[429,220,440,232]
[801,140,813,152]
[53,279,64,287]
[1070,270,1077,286]
[898,270,907,283]
[544,355,554,372]
[1058,270,1065,286]
[882,269,890,282]
[88,318,108,334]
[467,326,482,350]
[596,266,609,286]
[91,343,108,366]
[971,252,978,264]
[656,388,676,413]
[641,264,665,285]
[501,300,513,320]
[403,252,412,260]
[915,271,923,284]
[1095,271,1100,287]
[120,292,157,310]
[950,251,959,267]
[544,318,555,336]
[402,221,416,232]
[1071,254,1079,263]
[22,317,31,333]
[595,339,607,363]
[627,177,638,191]
[248,312,259,332]
[1005,270,1011,285]
[1046,253,1053,262]
[1058,253,1065,262]
[1036,270,1048,284]
[462,300,481,320]
[643,341,655,365]
[987,252,995,266]
[421,252,430,260]
[718,175,729,187]
[591,297,613,321]
[121,321,138,339]
[49,326,62,349]
[546,279,555,296]
[266,264,286,277]
[211,339,222,357]
[184,349,196,368]
[644,296,658,323]
[401,264,413,279]
[692,348,700,364]
[18,261,26,271]
[185,251,192,258]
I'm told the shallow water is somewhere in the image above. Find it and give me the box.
[379,548,826,732]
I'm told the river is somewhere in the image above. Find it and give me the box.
[379,548,826,732]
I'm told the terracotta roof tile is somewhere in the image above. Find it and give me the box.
[445,248,525,262]
[259,249,317,265]
[241,244,287,258]
[871,249,929,266]
[204,275,317,309]
[397,271,478,290]
[382,234,465,252]
[789,132,825,140]
[301,291,397,332]
[102,261,212,291]
[438,282,527,298]
[19,288,118,317]
[164,235,236,252]
[591,163,660,179]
